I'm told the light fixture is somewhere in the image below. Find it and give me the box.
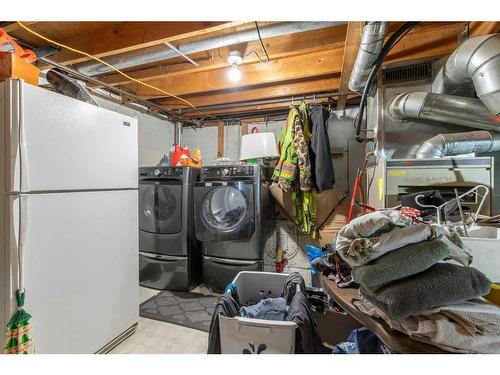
[240,132,279,163]
[227,51,243,82]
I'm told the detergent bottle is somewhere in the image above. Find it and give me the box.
[170,144,190,166]
[191,148,202,168]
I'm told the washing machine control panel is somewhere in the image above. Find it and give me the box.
[201,166,255,179]
[140,167,184,178]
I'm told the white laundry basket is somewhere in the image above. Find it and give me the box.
[218,271,298,354]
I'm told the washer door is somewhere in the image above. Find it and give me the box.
[195,181,254,241]
[139,180,182,234]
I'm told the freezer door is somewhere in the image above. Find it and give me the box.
[2,80,138,193]
[2,190,139,353]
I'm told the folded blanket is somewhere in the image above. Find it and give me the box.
[360,263,491,320]
[352,238,452,292]
[355,298,500,354]
[336,210,472,268]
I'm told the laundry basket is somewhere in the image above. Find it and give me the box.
[218,271,298,354]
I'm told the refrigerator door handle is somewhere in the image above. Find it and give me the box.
[18,81,30,193]
[17,194,29,291]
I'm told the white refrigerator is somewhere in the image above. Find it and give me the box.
[0,79,139,353]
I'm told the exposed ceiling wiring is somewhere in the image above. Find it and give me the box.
[15,21,219,120]
[218,21,270,64]
[252,21,270,63]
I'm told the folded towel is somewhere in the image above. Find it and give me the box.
[360,263,491,320]
[355,297,500,354]
[352,238,452,292]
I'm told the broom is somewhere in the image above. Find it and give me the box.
[4,196,34,354]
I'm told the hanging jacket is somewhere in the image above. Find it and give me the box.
[309,104,335,191]
[273,103,317,237]
[293,102,313,192]
[273,107,297,191]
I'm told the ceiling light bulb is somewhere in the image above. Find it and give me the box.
[228,64,241,82]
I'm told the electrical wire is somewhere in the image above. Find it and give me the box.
[254,21,270,63]
[15,21,212,118]
[354,22,420,142]
[244,50,270,64]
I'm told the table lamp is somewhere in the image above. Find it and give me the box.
[240,132,279,164]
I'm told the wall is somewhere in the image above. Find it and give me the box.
[93,96,175,166]
[181,109,361,284]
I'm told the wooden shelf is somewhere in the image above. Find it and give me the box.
[321,275,449,354]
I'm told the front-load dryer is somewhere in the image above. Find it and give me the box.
[194,164,275,291]
[139,166,200,291]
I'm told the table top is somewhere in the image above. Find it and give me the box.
[321,275,448,354]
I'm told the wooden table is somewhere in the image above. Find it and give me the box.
[321,275,448,354]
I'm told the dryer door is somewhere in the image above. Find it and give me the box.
[139,179,182,234]
[194,181,255,241]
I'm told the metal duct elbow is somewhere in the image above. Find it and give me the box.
[348,22,388,94]
[416,130,500,159]
[433,33,500,116]
[387,92,500,132]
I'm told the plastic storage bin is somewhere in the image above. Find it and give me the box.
[218,271,298,354]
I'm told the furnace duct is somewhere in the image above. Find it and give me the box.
[386,33,500,157]
[348,22,388,94]
[415,130,500,159]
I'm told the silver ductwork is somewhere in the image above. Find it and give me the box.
[75,21,345,77]
[433,33,500,116]
[416,130,500,159]
[348,22,388,94]
[386,33,500,141]
[388,92,500,132]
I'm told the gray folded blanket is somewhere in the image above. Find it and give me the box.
[360,263,491,320]
[352,238,452,292]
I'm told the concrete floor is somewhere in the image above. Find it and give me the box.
[109,287,209,354]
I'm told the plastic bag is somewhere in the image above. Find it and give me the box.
[306,245,323,275]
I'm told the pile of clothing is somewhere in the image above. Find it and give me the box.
[272,102,335,237]
[335,209,500,353]
[207,273,324,354]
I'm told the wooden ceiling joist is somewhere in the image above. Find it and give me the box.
[89,24,348,88]
[336,22,364,111]
[37,21,236,67]
[4,20,497,120]
[155,75,340,109]
[131,46,344,99]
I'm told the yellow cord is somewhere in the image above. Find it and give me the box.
[15,21,202,113]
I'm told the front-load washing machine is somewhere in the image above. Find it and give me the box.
[139,166,200,291]
[194,164,275,292]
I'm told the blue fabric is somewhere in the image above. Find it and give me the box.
[240,297,287,321]
[332,329,384,354]
[307,245,324,275]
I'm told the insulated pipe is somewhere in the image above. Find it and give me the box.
[348,22,388,94]
[387,92,500,132]
[433,33,500,116]
[75,21,345,77]
[416,130,500,159]
[174,121,183,144]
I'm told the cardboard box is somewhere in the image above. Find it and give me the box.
[317,202,350,247]
[270,184,345,229]
[0,52,40,86]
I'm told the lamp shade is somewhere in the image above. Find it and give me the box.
[240,132,279,160]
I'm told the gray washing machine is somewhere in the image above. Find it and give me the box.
[194,164,275,292]
[139,166,200,291]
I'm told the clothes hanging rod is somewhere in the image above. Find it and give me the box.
[175,91,343,114]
